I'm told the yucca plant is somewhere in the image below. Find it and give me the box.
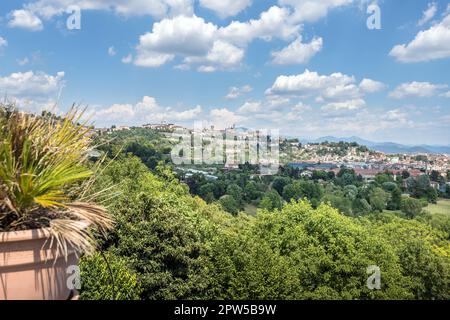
[0,103,113,257]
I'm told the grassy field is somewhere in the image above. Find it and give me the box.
[244,203,258,216]
[425,199,450,216]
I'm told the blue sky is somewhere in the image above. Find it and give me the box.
[1,0,450,145]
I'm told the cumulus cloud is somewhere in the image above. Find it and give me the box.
[271,36,323,65]
[218,6,300,47]
[0,70,65,97]
[11,0,193,23]
[237,101,262,113]
[0,37,7,48]
[199,0,252,18]
[359,78,386,93]
[418,2,437,26]
[279,0,354,23]
[134,15,214,67]
[129,3,350,71]
[390,13,450,62]
[389,81,448,99]
[226,85,253,99]
[267,70,355,96]
[185,40,244,72]
[133,14,249,71]
[93,96,202,126]
[0,70,65,114]
[266,70,384,110]
[209,108,247,128]
[8,9,43,31]
[321,98,366,110]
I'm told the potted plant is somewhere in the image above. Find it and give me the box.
[0,104,113,300]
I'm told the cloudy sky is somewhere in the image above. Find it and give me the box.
[1,0,450,144]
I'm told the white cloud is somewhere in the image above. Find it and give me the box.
[209,108,246,128]
[199,0,252,18]
[0,71,65,97]
[237,101,262,113]
[359,78,386,93]
[0,70,64,114]
[93,96,202,126]
[389,81,448,99]
[137,15,217,57]
[121,54,133,64]
[108,46,117,56]
[441,90,450,98]
[134,15,215,67]
[418,2,437,26]
[390,13,450,62]
[271,36,323,65]
[187,40,244,72]
[382,109,409,122]
[266,70,383,110]
[226,85,253,99]
[291,102,312,112]
[134,15,244,71]
[8,9,43,31]
[14,0,193,21]
[322,98,365,110]
[279,0,354,23]
[0,37,7,48]
[267,69,355,96]
[218,6,300,47]
[130,2,353,71]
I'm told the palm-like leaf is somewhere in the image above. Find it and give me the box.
[0,103,113,257]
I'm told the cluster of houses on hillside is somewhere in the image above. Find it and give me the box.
[93,121,450,186]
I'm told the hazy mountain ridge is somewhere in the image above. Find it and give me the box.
[300,136,450,155]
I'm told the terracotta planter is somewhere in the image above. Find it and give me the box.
[0,226,83,300]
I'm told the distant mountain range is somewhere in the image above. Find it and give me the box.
[300,136,450,155]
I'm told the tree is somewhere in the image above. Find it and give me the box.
[186,173,207,195]
[375,173,393,185]
[401,170,410,179]
[282,182,302,202]
[260,190,283,211]
[198,183,216,203]
[322,192,353,216]
[343,185,358,201]
[400,197,424,218]
[336,168,358,186]
[426,187,438,204]
[272,177,291,195]
[353,198,372,215]
[382,182,397,192]
[282,180,323,205]
[219,195,239,215]
[244,181,260,201]
[430,170,441,182]
[369,187,390,212]
[372,216,450,299]
[387,186,402,211]
[226,183,243,205]
[312,170,328,181]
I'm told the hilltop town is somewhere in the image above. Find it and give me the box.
[96,122,450,183]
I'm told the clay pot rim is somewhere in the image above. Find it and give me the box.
[0,221,90,243]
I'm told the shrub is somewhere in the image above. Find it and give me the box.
[80,251,141,300]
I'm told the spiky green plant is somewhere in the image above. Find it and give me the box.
[0,103,113,257]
